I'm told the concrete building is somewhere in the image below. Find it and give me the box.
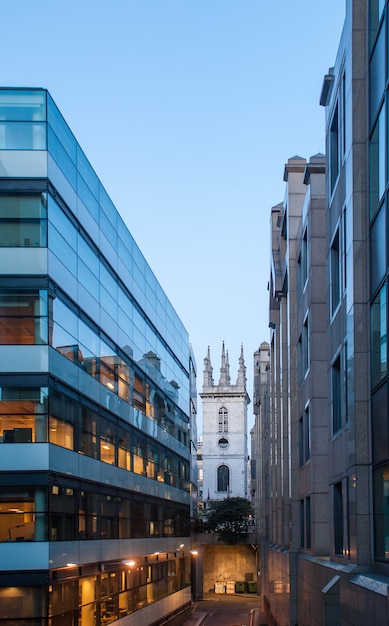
[200,343,250,504]
[255,1,389,623]
[0,88,196,626]
[251,341,270,541]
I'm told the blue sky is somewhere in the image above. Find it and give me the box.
[1,1,345,425]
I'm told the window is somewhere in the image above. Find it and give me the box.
[334,482,343,554]
[298,227,308,297]
[373,464,389,561]
[217,465,229,492]
[369,104,385,217]
[334,480,349,557]
[0,386,48,444]
[342,206,347,290]
[330,227,341,316]
[329,102,340,193]
[299,418,304,467]
[0,486,47,542]
[49,417,74,450]
[304,407,311,462]
[0,90,46,150]
[369,0,386,46]
[300,499,305,548]
[218,407,228,433]
[306,497,311,549]
[0,289,48,345]
[299,406,311,467]
[133,373,146,413]
[218,437,229,449]
[369,20,385,125]
[298,315,309,384]
[303,316,309,376]
[300,497,311,550]
[370,203,386,294]
[371,384,389,465]
[342,72,346,155]
[332,354,342,434]
[371,283,387,387]
[100,432,116,465]
[0,193,47,247]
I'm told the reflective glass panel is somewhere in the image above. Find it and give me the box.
[372,383,389,465]
[48,127,77,188]
[0,121,46,149]
[370,105,385,217]
[370,202,386,291]
[371,284,387,386]
[0,89,46,121]
[47,94,77,160]
[78,175,99,221]
[370,23,385,126]
[0,193,47,247]
[373,464,389,560]
[77,145,99,199]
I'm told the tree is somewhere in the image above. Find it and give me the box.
[205,497,254,544]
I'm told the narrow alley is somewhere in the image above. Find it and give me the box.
[182,593,265,626]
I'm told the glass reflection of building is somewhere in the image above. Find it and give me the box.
[0,88,194,625]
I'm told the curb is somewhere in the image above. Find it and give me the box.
[182,611,208,626]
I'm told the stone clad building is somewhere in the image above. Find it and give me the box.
[254,1,389,623]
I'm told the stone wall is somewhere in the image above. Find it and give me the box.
[202,544,257,595]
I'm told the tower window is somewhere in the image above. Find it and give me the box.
[218,407,228,432]
[217,465,229,492]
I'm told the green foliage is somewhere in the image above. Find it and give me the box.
[205,497,254,544]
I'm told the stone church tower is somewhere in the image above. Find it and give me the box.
[200,343,251,503]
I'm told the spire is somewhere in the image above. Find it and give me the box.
[236,344,247,388]
[219,341,231,385]
[203,345,214,387]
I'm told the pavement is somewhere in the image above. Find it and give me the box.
[181,593,267,626]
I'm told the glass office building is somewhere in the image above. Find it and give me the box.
[0,88,194,626]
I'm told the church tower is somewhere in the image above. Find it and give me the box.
[200,343,251,503]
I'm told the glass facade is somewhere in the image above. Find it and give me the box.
[0,88,194,624]
[0,553,191,625]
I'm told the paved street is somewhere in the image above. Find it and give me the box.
[182,593,265,626]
